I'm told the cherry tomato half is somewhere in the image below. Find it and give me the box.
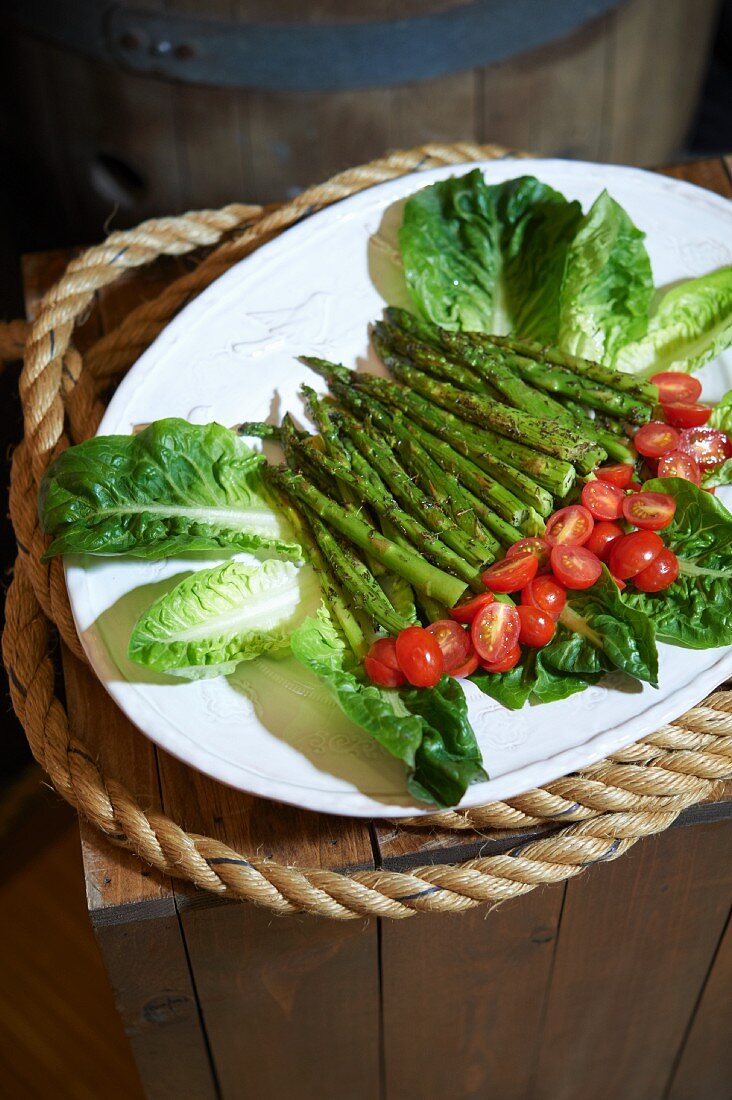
[395,626,444,688]
[365,639,406,688]
[544,505,594,548]
[662,402,712,429]
[506,537,551,573]
[634,421,680,459]
[678,427,732,469]
[656,450,701,485]
[584,520,624,562]
[608,530,664,579]
[481,550,538,593]
[632,548,680,593]
[622,491,676,531]
[447,651,480,679]
[518,605,556,647]
[521,576,567,620]
[425,619,471,672]
[550,545,602,589]
[596,463,635,489]
[650,371,702,405]
[471,602,521,665]
[479,644,522,674]
[449,591,495,625]
[581,479,625,521]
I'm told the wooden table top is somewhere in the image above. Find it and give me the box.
[21,155,732,923]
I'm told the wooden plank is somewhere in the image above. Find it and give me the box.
[658,157,732,198]
[156,749,380,1100]
[532,820,732,1100]
[381,887,565,1099]
[666,907,732,1100]
[390,70,478,149]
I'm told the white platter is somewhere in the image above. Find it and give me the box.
[65,158,732,818]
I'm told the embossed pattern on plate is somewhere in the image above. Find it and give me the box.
[65,159,732,817]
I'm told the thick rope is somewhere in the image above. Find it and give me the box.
[4,142,732,918]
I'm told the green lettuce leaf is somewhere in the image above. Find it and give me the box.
[559,190,653,363]
[471,645,597,710]
[709,388,732,434]
[614,267,732,376]
[702,459,732,489]
[624,477,732,648]
[39,418,299,560]
[128,559,319,679]
[290,609,486,808]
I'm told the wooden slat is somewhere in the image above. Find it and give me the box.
[390,70,478,149]
[381,888,565,1099]
[658,157,732,198]
[532,820,732,1100]
[666,906,732,1100]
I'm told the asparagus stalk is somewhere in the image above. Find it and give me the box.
[561,400,636,463]
[373,320,494,398]
[267,467,468,607]
[235,421,282,440]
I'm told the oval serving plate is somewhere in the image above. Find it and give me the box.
[65,159,732,818]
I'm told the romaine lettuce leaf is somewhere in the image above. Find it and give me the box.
[471,645,597,710]
[128,559,319,679]
[709,388,732,434]
[559,191,653,363]
[624,477,732,648]
[290,609,486,807]
[39,418,299,560]
[614,267,732,376]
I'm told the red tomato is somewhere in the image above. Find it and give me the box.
[656,450,701,485]
[678,427,732,469]
[518,605,556,647]
[481,550,538,593]
[627,481,643,493]
[550,545,602,589]
[479,644,521,674]
[395,626,444,688]
[585,520,624,562]
[544,505,594,548]
[521,576,567,620]
[425,619,471,672]
[365,639,406,688]
[632,548,680,593]
[634,421,680,459]
[596,463,635,489]
[662,402,712,429]
[449,591,495,625]
[447,651,480,678]
[608,530,664,579]
[506,537,551,573]
[581,479,625,521]
[471,602,521,665]
[622,491,676,531]
[650,371,702,405]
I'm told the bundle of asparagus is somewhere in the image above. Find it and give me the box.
[241,309,656,658]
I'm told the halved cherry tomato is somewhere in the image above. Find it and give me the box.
[481,550,538,593]
[521,576,567,620]
[627,481,643,493]
[608,530,664,579]
[632,548,680,592]
[550,545,602,589]
[479,643,521,674]
[447,651,480,678]
[581,479,625,521]
[365,639,406,688]
[634,421,680,459]
[425,619,471,672]
[622,490,676,530]
[449,590,495,624]
[506,537,551,573]
[650,371,702,405]
[662,402,712,429]
[517,605,556,647]
[657,450,701,485]
[596,463,635,489]
[585,520,624,562]
[395,626,444,688]
[678,427,732,468]
[471,602,521,665]
[544,505,594,547]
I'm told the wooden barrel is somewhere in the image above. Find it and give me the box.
[6,0,721,240]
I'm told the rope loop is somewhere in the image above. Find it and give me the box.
[4,142,732,918]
